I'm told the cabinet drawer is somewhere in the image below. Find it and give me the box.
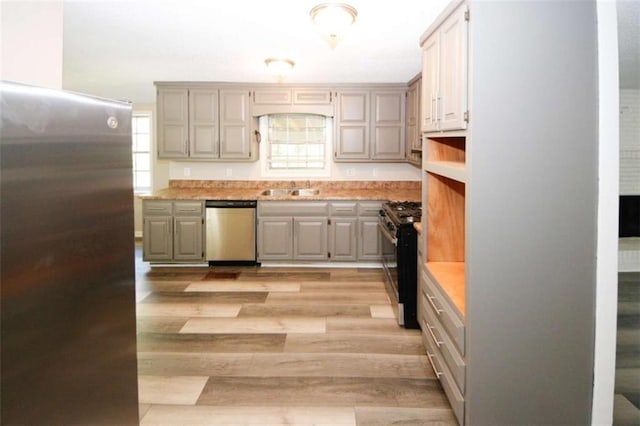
[174,201,203,215]
[259,201,329,216]
[421,291,466,393]
[143,201,173,215]
[330,202,357,216]
[357,201,383,216]
[423,327,465,425]
[422,270,466,355]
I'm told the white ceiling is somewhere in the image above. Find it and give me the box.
[62,0,451,103]
[62,0,639,104]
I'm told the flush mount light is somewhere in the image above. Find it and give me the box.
[264,58,295,79]
[310,3,358,49]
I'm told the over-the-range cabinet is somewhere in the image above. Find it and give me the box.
[418,1,599,425]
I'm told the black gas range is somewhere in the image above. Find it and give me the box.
[379,201,421,329]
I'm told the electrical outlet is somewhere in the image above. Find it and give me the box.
[226,168,233,177]
[346,168,355,177]
[372,168,379,177]
[183,167,191,177]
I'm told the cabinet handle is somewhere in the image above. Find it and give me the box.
[426,322,443,347]
[426,292,443,315]
[426,351,443,378]
[147,207,166,211]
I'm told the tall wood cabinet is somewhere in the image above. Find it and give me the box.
[418,1,599,424]
[156,83,256,160]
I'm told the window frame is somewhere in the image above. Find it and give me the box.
[259,114,332,178]
[131,111,152,194]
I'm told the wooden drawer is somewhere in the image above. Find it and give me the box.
[143,201,172,215]
[330,202,357,216]
[422,325,465,425]
[422,290,466,393]
[174,201,203,215]
[422,270,465,355]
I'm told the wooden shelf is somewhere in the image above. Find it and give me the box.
[425,160,467,183]
[426,261,466,316]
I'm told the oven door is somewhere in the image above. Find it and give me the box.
[379,218,400,320]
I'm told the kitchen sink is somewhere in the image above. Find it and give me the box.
[259,189,291,196]
[290,188,320,196]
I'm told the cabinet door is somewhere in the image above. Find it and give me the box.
[335,90,370,160]
[143,216,173,261]
[294,217,328,260]
[173,216,204,261]
[293,89,332,105]
[258,217,293,260]
[219,89,251,159]
[371,90,406,160]
[439,5,468,131]
[253,89,292,105]
[407,79,422,165]
[330,217,357,261]
[421,33,440,133]
[189,89,219,158]
[157,88,189,158]
[358,218,382,260]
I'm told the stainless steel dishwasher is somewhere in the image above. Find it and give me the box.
[205,200,257,265]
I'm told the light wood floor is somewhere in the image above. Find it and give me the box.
[134,250,455,425]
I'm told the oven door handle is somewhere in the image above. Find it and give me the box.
[378,221,398,247]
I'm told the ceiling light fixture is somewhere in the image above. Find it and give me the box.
[310,3,357,49]
[264,58,295,79]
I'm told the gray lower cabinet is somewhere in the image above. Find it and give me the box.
[294,217,329,260]
[143,200,204,262]
[257,200,383,263]
[357,201,384,260]
[258,217,293,260]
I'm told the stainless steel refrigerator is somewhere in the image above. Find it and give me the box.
[0,81,139,424]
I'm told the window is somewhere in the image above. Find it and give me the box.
[264,114,328,172]
[132,112,152,193]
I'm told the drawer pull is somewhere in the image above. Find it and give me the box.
[426,322,443,347]
[148,207,166,211]
[426,351,443,378]
[426,292,444,315]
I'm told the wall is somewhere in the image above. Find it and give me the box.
[167,160,421,184]
[0,1,63,89]
[620,89,640,195]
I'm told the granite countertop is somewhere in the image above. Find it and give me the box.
[141,180,421,202]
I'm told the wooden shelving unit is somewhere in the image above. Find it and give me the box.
[424,136,466,317]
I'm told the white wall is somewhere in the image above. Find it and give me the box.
[167,160,421,185]
[620,89,640,195]
[0,1,63,89]
[592,0,620,423]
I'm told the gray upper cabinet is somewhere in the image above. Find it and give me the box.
[157,88,189,158]
[406,76,422,166]
[189,89,219,158]
[219,89,252,159]
[335,90,370,160]
[251,87,334,116]
[335,87,407,162]
[156,84,256,160]
[371,90,406,160]
[421,4,468,133]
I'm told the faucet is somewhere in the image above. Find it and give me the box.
[306,180,311,188]
[290,180,296,189]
